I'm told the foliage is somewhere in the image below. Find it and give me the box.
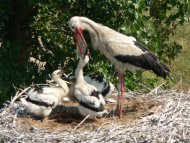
[0,0,189,105]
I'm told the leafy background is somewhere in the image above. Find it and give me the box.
[0,0,189,106]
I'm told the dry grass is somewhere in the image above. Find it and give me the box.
[0,86,189,143]
[170,22,190,91]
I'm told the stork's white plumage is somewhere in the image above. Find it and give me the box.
[20,69,69,120]
[69,16,170,118]
[74,54,107,119]
[66,74,116,103]
[84,75,116,102]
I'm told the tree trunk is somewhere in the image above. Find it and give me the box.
[5,0,33,65]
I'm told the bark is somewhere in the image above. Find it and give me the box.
[5,0,33,65]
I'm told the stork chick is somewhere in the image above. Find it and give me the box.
[65,74,116,103]
[85,74,116,102]
[20,69,69,120]
[74,54,107,119]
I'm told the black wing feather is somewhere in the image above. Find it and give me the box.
[26,97,54,107]
[101,83,110,97]
[89,74,104,83]
[134,41,150,52]
[90,90,100,99]
[115,52,170,79]
[77,99,104,112]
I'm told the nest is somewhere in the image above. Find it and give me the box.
[0,86,190,143]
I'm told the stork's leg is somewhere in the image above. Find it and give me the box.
[115,72,121,115]
[119,72,124,118]
[115,71,124,118]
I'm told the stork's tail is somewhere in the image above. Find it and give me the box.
[151,61,170,79]
[160,62,170,79]
[141,52,170,79]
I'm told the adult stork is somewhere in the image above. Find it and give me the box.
[68,16,170,118]
[20,69,69,120]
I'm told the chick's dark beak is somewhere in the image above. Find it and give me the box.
[62,76,76,82]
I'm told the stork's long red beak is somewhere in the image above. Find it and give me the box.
[74,27,89,56]
[74,30,82,54]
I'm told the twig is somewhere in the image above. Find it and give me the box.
[13,108,19,128]
[72,115,90,132]
[37,36,53,55]
[149,82,166,95]
[10,86,31,105]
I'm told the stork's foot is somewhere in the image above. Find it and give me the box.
[114,110,119,116]
[119,107,123,118]
[114,109,123,119]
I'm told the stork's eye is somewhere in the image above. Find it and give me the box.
[71,25,75,30]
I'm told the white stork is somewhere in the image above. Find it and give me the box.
[20,69,69,120]
[84,74,116,102]
[68,16,170,118]
[74,54,107,119]
[65,74,116,103]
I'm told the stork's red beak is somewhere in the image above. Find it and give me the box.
[74,30,82,55]
[74,27,89,56]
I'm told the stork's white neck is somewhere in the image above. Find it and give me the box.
[79,17,99,32]
[75,57,88,84]
[78,17,101,49]
[54,78,69,94]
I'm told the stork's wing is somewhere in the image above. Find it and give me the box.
[76,93,104,112]
[84,75,106,91]
[85,75,104,83]
[28,89,58,107]
[104,36,148,56]
[101,82,111,97]
[103,36,170,79]
[40,86,63,95]
[74,84,105,112]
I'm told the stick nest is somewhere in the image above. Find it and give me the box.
[0,87,190,143]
